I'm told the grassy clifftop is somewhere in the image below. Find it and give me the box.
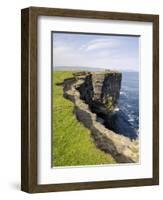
[52,71,116,167]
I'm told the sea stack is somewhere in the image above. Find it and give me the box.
[76,70,122,114]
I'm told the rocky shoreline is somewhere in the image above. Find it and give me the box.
[62,71,139,163]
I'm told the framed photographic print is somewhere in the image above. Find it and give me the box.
[21,7,159,193]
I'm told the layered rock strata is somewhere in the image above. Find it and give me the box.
[63,72,139,163]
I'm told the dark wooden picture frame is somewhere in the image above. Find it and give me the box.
[21,7,159,193]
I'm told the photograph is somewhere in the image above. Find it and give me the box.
[21,7,159,193]
[52,32,140,167]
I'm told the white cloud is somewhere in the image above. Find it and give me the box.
[79,38,118,51]
[53,36,139,71]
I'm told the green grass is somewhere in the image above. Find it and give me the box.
[52,71,116,167]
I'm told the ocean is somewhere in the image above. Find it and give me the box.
[118,72,139,132]
[104,72,139,140]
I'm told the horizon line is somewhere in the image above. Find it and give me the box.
[53,65,139,72]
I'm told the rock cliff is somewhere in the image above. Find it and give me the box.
[75,71,137,140]
[76,71,122,114]
[63,71,139,163]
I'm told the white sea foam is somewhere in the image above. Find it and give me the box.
[120,91,127,96]
[128,118,134,122]
[114,107,119,112]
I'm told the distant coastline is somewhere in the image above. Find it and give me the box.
[53,66,139,73]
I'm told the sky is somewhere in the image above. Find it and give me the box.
[53,32,140,72]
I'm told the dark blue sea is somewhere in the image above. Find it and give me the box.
[106,72,139,140]
[118,72,139,133]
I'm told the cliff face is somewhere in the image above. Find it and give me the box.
[63,73,139,163]
[76,71,122,114]
[75,71,137,140]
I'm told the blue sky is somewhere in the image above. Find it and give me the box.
[53,32,140,72]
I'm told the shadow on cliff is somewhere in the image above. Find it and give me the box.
[77,74,138,140]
